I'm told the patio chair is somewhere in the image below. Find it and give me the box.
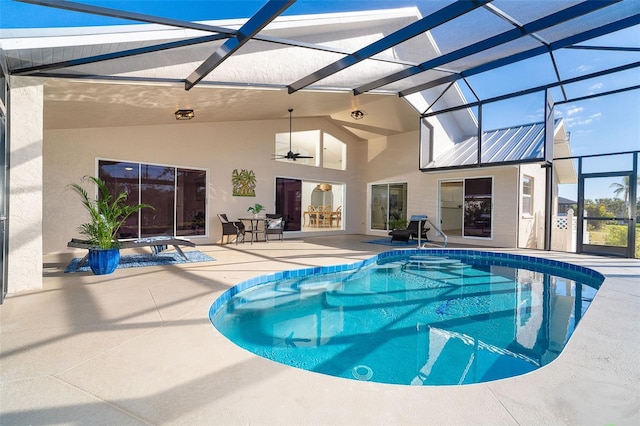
[330,206,342,228]
[264,213,285,242]
[218,214,245,245]
[389,215,430,242]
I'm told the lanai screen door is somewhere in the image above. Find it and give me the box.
[577,152,638,258]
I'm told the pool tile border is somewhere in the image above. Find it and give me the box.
[209,249,605,320]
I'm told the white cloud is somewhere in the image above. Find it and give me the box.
[574,64,592,73]
[566,106,583,116]
[589,82,604,92]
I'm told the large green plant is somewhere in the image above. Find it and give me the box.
[70,176,152,249]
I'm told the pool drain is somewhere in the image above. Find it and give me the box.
[352,365,373,381]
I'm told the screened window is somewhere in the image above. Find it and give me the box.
[371,183,408,231]
[522,175,533,216]
[98,160,207,238]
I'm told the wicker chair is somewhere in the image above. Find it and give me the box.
[264,213,285,242]
[217,214,245,245]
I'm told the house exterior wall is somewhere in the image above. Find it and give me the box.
[43,117,364,255]
[361,130,519,248]
[8,80,43,293]
[518,163,548,249]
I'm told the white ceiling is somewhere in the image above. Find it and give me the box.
[42,79,420,138]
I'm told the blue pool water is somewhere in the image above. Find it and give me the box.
[210,250,604,386]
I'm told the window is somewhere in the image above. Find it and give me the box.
[274,130,347,170]
[275,178,345,231]
[98,160,207,238]
[522,175,533,216]
[323,133,346,170]
[370,183,407,231]
[275,130,319,166]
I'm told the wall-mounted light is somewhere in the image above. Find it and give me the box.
[351,110,366,120]
[175,109,195,120]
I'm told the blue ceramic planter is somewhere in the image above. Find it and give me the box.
[88,248,120,275]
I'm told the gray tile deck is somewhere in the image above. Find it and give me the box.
[2,235,639,425]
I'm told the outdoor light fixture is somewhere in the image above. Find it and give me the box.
[175,109,195,120]
[351,110,366,120]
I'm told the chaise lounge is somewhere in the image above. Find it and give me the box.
[389,215,430,243]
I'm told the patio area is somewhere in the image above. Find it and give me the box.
[1,235,638,425]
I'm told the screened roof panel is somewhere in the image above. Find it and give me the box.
[535,1,640,43]
[563,67,640,100]
[1,1,637,113]
[436,37,544,74]
[427,7,515,53]
[374,69,452,95]
[490,0,584,22]
[554,47,640,81]
[463,54,560,100]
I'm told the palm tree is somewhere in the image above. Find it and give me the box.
[610,176,639,213]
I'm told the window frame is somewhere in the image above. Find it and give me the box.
[369,182,408,231]
[97,159,208,239]
[522,175,533,216]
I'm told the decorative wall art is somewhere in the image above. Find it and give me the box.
[232,169,256,197]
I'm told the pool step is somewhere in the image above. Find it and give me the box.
[403,256,474,272]
[375,262,404,272]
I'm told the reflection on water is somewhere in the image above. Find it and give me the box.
[213,254,601,386]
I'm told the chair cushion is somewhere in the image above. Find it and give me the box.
[267,218,282,229]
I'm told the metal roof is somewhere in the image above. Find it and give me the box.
[1,0,638,116]
[424,120,563,169]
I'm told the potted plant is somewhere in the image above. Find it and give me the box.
[247,203,265,218]
[69,176,152,275]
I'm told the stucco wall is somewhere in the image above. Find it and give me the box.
[362,130,519,248]
[43,117,364,254]
[9,80,43,293]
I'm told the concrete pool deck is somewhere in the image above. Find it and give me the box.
[1,235,639,425]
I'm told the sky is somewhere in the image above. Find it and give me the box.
[1,0,638,200]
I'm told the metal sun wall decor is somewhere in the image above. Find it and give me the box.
[232,169,256,197]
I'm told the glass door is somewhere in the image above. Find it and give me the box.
[275,178,302,231]
[370,183,407,231]
[578,173,636,257]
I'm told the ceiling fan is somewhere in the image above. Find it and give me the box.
[274,108,313,161]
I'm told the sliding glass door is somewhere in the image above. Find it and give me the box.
[439,177,493,239]
[464,177,493,238]
[371,183,407,231]
[99,160,207,238]
[275,177,302,231]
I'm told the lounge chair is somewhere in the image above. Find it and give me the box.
[218,214,245,245]
[389,215,430,242]
[264,213,285,241]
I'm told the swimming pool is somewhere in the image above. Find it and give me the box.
[210,249,604,386]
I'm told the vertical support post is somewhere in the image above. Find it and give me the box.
[576,158,584,254]
[628,151,638,258]
[543,90,555,251]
